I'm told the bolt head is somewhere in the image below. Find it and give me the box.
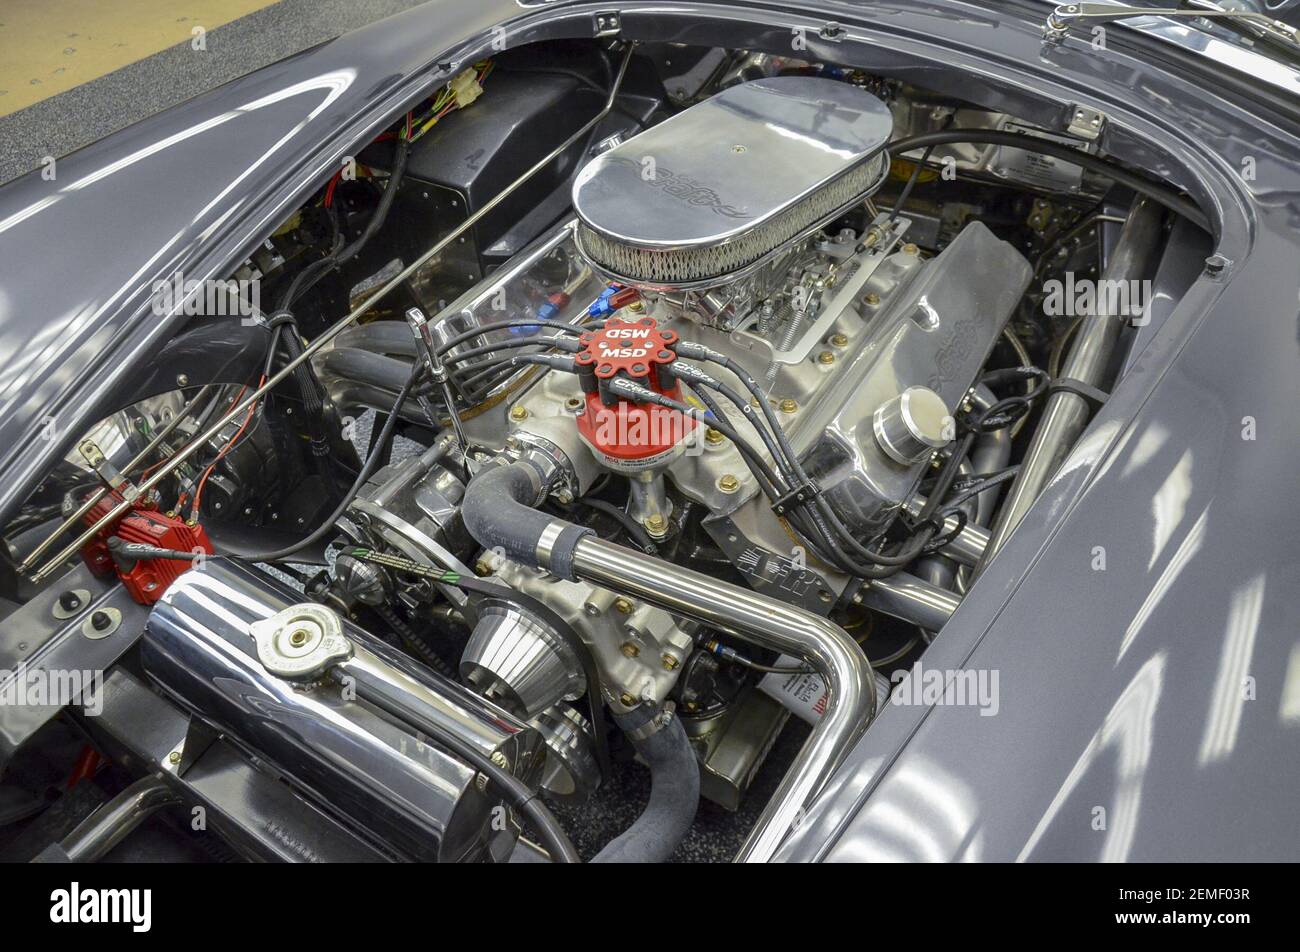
[705,427,724,445]
[621,642,640,658]
[168,751,182,765]
[779,398,798,413]
[830,333,849,347]
[619,692,637,707]
[864,292,881,307]
[614,597,634,615]
[662,654,679,670]
[718,474,740,493]
[817,350,836,365]
[509,405,529,422]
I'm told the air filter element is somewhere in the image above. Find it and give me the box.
[573,76,892,290]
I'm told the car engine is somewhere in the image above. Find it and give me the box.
[0,40,1190,863]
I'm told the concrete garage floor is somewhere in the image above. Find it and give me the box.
[0,0,429,186]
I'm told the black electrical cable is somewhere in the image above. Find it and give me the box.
[632,380,870,575]
[274,314,353,498]
[660,389,786,503]
[887,143,936,227]
[887,130,1210,231]
[580,497,658,554]
[236,367,421,563]
[279,135,412,310]
[434,319,593,358]
[442,333,582,367]
[966,366,1051,433]
[679,348,944,576]
[681,376,860,571]
[939,467,1021,515]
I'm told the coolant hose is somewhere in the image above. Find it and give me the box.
[592,704,700,864]
[459,461,593,581]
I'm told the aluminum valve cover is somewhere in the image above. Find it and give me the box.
[791,222,1034,536]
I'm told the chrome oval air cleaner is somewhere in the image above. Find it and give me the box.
[572,76,893,291]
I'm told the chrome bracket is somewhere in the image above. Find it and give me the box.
[819,21,846,42]
[594,12,621,37]
[78,439,140,503]
[1065,104,1106,145]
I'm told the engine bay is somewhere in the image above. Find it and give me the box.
[0,38,1208,863]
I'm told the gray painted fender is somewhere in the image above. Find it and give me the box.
[0,0,1297,860]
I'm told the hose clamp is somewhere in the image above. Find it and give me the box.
[623,702,676,742]
[534,520,567,569]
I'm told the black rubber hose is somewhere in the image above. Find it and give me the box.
[459,461,593,581]
[275,315,347,496]
[317,349,428,398]
[887,130,1210,231]
[591,705,700,864]
[335,322,421,358]
[236,367,419,563]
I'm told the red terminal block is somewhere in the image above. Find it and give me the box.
[573,316,697,470]
[79,492,214,604]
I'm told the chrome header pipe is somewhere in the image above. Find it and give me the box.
[53,775,182,863]
[981,198,1164,566]
[565,536,875,864]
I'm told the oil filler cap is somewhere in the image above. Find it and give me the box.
[873,386,951,464]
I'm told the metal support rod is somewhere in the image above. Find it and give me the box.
[861,572,962,631]
[407,307,471,471]
[19,385,215,571]
[566,536,874,864]
[30,44,637,583]
[980,198,1164,567]
[57,775,181,862]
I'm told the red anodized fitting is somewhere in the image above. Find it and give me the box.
[573,316,697,469]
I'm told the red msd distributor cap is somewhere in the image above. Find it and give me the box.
[573,317,697,471]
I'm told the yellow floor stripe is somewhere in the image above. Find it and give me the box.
[0,0,279,117]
